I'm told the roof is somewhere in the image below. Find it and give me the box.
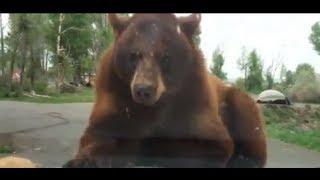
[257,89,287,102]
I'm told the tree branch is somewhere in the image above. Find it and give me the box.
[272,53,283,78]
[61,27,85,34]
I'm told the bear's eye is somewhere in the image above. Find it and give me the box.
[128,51,141,65]
[160,52,170,71]
[161,52,169,63]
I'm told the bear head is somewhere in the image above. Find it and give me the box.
[108,13,201,106]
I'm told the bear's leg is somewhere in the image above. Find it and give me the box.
[224,87,267,168]
[63,124,140,168]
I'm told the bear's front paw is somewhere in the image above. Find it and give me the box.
[62,158,98,168]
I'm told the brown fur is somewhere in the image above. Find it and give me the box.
[63,13,267,168]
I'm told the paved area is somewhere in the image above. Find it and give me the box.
[0,101,320,168]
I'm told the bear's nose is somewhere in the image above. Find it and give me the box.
[133,84,156,103]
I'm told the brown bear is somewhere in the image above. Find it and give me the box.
[63,13,267,168]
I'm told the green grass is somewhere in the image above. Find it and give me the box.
[266,125,320,152]
[263,105,320,152]
[0,88,95,104]
[0,145,14,154]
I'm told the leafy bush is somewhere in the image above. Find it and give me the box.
[0,75,10,97]
[273,83,288,93]
[0,74,10,87]
[23,78,32,92]
[235,77,245,91]
[34,81,48,94]
[0,145,14,154]
[287,69,320,103]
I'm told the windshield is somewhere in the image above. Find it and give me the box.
[0,13,320,168]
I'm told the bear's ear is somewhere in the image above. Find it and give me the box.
[177,14,201,39]
[108,14,131,37]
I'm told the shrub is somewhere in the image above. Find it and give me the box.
[287,67,320,103]
[34,81,48,94]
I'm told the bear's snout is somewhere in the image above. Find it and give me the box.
[132,84,157,106]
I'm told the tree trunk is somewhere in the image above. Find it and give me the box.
[45,50,48,73]
[103,14,108,28]
[9,59,15,92]
[244,68,247,91]
[30,46,35,91]
[9,42,18,92]
[55,13,64,90]
[18,35,27,96]
[101,14,106,28]
[35,44,42,77]
[88,72,92,86]
[72,62,82,86]
[82,71,86,85]
[40,49,45,74]
[0,14,5,75]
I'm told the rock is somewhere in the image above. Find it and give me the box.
[60,83,76,94]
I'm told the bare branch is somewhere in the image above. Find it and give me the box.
[271,53,283,78]
[1,23,7,31]
[61,27,85,34]
[66,43,71,57]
